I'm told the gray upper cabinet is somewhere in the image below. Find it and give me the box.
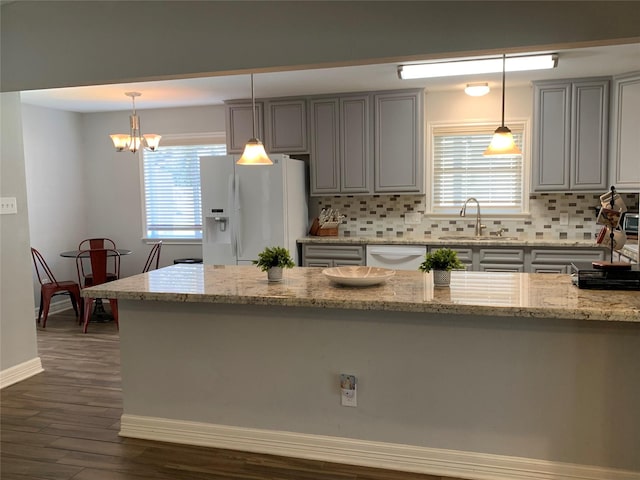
[609,72,640,191]
[309,95,371,195]
[225,98,308,155]
[374,90,425,194]
[309,98,340,194]
[225,102,265,154]
[532,78,609,192]
[265,98,308,153]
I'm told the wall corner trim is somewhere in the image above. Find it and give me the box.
[0,357,43,389]
[120,414,640,480]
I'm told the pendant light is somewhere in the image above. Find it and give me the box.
[237,74,272,165]
[110,92,161,153]
[483,54,522,156]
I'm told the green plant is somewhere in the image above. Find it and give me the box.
[253,246,295,272]
[418,248,464,272]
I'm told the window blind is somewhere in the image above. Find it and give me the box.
[142,144,226,240]
[431,124,524,214]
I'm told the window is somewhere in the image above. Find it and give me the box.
[141,134,226,241]
[429,123,527,215]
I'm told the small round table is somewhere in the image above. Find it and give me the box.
[60,249,132,321]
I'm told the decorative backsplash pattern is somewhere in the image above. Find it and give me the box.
[312,193,639,241]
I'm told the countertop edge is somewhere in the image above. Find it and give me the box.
[84,288,639,323]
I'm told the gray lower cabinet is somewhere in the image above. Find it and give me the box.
[302,244,365,267]
[309,95,371,195]
[532,78,609,192]
[374,90,424,194]
[609,72,640,191]
[478,248,525,272]
[530,248,605,274]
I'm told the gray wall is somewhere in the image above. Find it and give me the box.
[119,301,640,471]
[0,93,39,372]
[22,105,88,307]
[3,1,640,92]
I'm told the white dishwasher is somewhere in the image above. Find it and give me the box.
[366,245,427,270]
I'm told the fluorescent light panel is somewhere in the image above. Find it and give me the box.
[398,54,557,79]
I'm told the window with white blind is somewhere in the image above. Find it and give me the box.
[430,123,526,215]
[141,134,226,241]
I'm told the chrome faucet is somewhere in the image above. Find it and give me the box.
[460,197,486,236]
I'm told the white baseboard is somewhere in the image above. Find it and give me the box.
[0,357,43,389]
[120,415,640,480]
[33,298,75,320]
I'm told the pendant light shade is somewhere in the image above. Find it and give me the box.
[484,54,522,157]
[110,92,161,153]
[237,74,273,165]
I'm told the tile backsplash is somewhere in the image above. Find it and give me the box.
[312,193,639,241]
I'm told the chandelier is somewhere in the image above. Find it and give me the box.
[110,92,161,153]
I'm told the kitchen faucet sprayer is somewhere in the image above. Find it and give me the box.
[460,197,486,236]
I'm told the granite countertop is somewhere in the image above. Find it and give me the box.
[297,235,604,248]
[83,265,640,323]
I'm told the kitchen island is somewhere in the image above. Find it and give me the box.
[84,265,640,480]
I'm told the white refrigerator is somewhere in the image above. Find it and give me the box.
[200,154,308,265]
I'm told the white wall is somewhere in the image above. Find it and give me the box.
[22,105,88,307]
[81,105,226,277]
[0,93,39,376]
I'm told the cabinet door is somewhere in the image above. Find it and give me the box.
[266,99,308,153]
[531,265,568,274]
[532,83,571,191]
[609,72,640,191]
[571,80,608,190]
[340,95,371,193]
[374,90,424,193]
[310,98,340,195]
[225,102,264,154]
[304,259,332,268]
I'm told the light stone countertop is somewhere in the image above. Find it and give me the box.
[83,265,640,323]
[297,235,605,248]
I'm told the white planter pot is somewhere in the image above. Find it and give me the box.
[267,266,283,282]
[433,269,451,287]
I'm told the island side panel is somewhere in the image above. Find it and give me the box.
[117,299,640,471]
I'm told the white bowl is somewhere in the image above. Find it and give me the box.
[322,266,395,287]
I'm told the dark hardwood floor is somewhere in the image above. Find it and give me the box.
[2,310,463,480]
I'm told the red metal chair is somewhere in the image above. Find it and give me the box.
[31,247,82,328]
[78,238,116,250]
[78,238,118,285]
[76,248,120,333]
[142,241,162,273]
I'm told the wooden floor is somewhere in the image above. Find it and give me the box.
[1,310,463,480]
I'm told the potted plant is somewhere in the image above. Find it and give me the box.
[418,248,464,287]
[253,246,295,282]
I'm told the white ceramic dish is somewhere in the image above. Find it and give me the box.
[322,266,395,287]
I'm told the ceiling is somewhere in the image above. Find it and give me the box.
[19,43,640,113]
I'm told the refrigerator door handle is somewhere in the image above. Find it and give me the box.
[228,173,237,258]
[235,174,242,258]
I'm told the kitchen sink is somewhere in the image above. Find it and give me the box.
[437,235,520,241]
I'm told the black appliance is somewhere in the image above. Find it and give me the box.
[571,262,640,290]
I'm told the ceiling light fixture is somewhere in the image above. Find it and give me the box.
[237,74,272,165]
[483,54,522,157]
[110,92,161,153]
[398,54,557,79]
[464,83,490,97]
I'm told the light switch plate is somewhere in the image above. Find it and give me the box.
[0,197,17,215]
[560,213,569,225]
[404,212,422,225]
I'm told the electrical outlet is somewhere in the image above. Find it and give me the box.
[340,374,357,407]
[560,213,569,225]
[0,197,17,215]
[404,212,422,225]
